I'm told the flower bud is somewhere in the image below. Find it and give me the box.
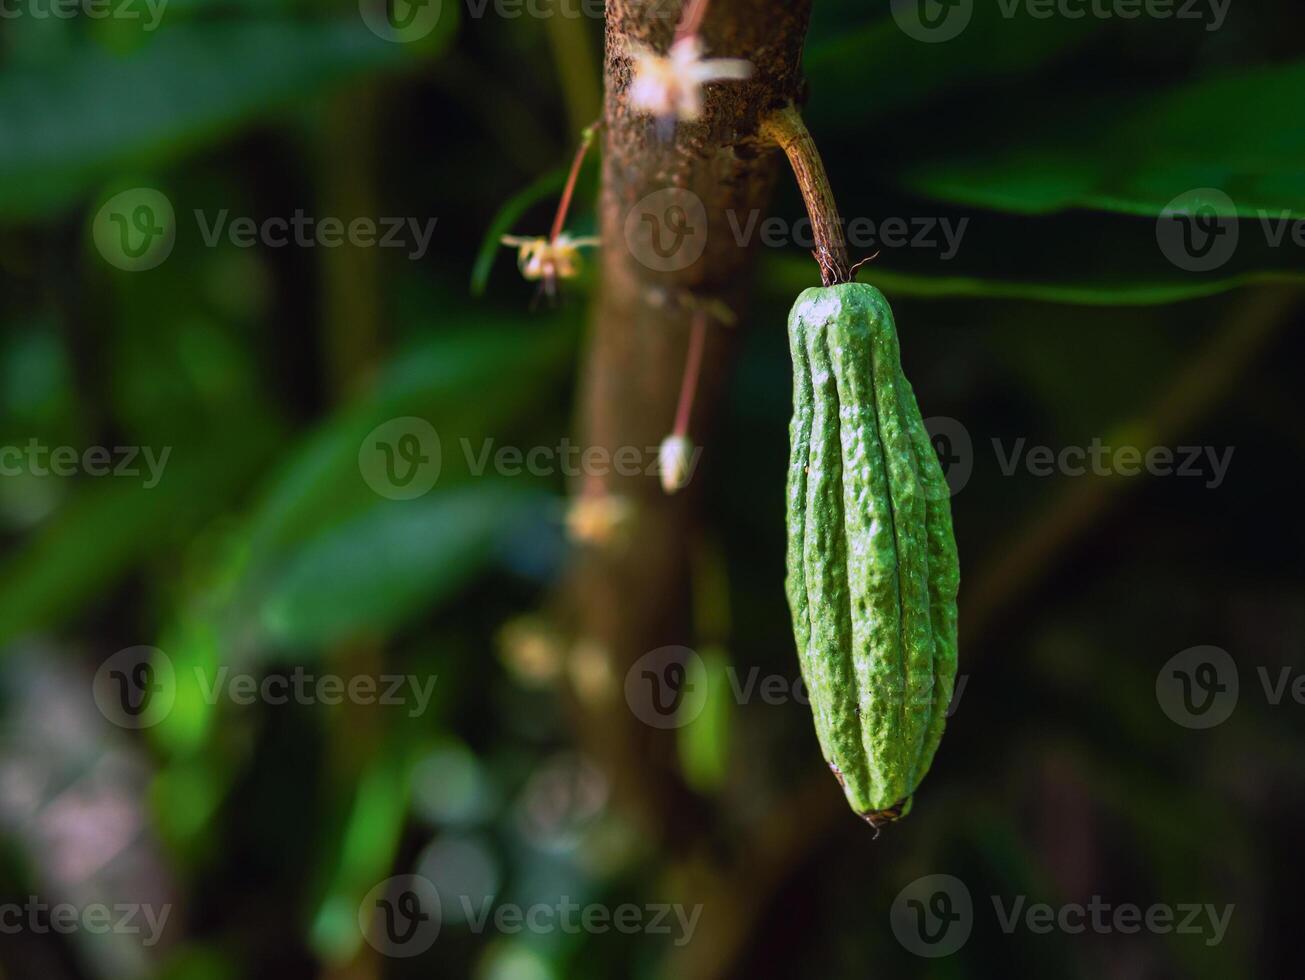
[659,435,696,494]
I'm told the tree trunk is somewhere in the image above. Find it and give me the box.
[566,0,814,838]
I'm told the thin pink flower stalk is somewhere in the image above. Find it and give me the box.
[660,310,708,495]
[674,309,707,440]
[501,124,601,300]
[675,0,711,41]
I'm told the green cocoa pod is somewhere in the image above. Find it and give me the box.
[785,283,959,829]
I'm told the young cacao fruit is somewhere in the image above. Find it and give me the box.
[784,283,959,829]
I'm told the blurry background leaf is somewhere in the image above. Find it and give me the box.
[259,484,551,647]
[0,18,454,220]
[677,646,732,795]
[905,61,1305,217]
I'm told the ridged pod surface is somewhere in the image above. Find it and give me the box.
[785,283,959,828]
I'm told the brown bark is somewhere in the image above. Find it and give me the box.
[564,0,814,837]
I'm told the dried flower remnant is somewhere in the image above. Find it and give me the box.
[565,492,635,548]
[498,616,565,685]
[628,36,752,124]
[568,639,616,705]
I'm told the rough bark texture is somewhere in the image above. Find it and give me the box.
[565,0,814,838]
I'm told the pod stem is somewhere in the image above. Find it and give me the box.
[759,104,850,286]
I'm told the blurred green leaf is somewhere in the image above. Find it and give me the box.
[806,11,1105,128]
[764,241,1305,306]
[260,484,547,646]
[242,315,574,564]
[906,61,1305,218]
[310,749,415,964]
[677,646,732,794]
[0,19,453,220]
[0,418,283,649]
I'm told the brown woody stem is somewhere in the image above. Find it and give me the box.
[760,104,850,286]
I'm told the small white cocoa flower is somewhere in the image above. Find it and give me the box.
[629,36,753,123]
[501,233,600,283]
